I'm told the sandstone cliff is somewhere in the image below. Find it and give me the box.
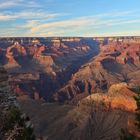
[54,39,140,102]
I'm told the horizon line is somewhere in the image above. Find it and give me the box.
[0,35,140,38]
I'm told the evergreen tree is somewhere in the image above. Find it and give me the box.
[1,106,35,140]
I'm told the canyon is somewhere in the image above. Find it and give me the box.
[0,37,99,101]
[0,36,140,139]
[55,37,140,103]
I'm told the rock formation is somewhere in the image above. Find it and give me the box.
[82,83,136,112]
[54,37,140,103]
[1,37,140,139]
[0,37,99,100]
[17,83,137,140]
[1,37,140,103]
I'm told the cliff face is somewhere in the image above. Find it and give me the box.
[4,42,26,69]
[0,37,99,101]
[54,38,140,103]
[82,83,136,112]
[1,37,140,139]
[99,41,140,64]
[1,37,140,102]
[17,80,138,140]
[1,37,97,73]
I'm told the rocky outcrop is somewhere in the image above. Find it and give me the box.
[4,41,27,69]
[3,37,140,102]
[19,92,133,140]
[33,45,54,71]
[54,38,140,103]
[0,38,99,101]
[82,83,137,112]
[100,40,140,64]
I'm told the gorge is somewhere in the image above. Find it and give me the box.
[0,36,140,139]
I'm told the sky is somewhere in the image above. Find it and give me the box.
[0,0,140,37]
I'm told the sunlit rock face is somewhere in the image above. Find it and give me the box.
[54,37,140,103]
[99,37,140,64]
[1,36,140,103]
[0,37,99,101]
[1,37,140,140]
[82,83,137,112]
[18,83,136,140]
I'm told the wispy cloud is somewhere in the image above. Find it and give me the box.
[29,17,97,32]
[19,11,140,36]
[0,10,61,21]
[0,0,41,9]
[0,0,23,9]
[84,30,140,37]
[0,2,140,37]
[95,10,137,18]
[106,19,140,26]
[0,14,15,20]
[17,16,98,37]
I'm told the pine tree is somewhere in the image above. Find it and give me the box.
[1,106,35,140]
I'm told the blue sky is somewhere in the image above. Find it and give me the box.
[0,0,140,37]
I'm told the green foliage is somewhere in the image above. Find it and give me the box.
[15,126,35,140]
[0,106,35,140]
[3,106,21,132]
